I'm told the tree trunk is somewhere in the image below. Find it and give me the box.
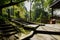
[41,0,44,10]
[0,8,2,16]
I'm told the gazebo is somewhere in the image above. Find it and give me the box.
[50,0,60,24]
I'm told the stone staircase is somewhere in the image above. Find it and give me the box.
[0,24,18,37]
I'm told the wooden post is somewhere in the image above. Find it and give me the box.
[50,8,56,24]
[52,8,53,17]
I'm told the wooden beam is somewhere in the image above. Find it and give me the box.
[50,0,60,8]
[0,0,26,8]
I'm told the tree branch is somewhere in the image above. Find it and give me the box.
[0,0,26,8]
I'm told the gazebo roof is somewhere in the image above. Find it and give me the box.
[50,0,60,8]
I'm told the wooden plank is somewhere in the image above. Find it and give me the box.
[50,0,60,8]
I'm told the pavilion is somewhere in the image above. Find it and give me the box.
[50,0,60,24]
[50,0,60,17]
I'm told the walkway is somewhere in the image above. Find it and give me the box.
[30,24,60,40]
[11,20,60,40]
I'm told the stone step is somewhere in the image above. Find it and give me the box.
[0,28,15,32]
[0,26,14,30]
[1,29,17,33]
[0,24,17,32]
[0,31,17,37]
[0,24,11,27]
[0,23,18,37]
[0,26,12,28]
